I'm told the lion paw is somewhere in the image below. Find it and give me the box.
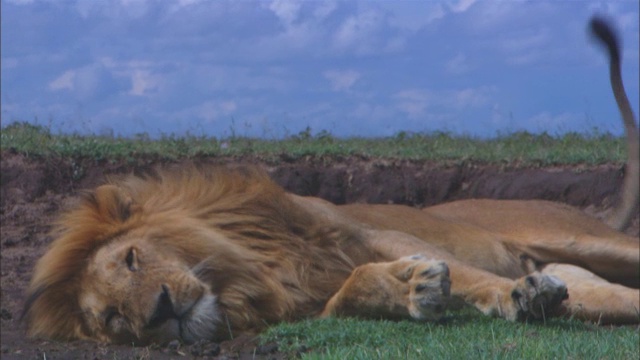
[400,255,451,321]
[511,272,568,321]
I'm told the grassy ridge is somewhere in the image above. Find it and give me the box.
[1,122,627,165]
[263,311,639,359]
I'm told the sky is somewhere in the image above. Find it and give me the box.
[2,0,639,139]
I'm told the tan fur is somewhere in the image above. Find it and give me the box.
[23,16,639,345]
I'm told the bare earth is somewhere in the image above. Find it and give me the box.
[1,150,638,359]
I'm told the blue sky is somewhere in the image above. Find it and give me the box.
[2,0,639,139]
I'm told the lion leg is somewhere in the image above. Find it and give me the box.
[447,265,568,321]
[521,234,639,289]
[540,264,640,324]
[361,229,569,322]
[320,255,451,321]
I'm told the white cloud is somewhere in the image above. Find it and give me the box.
[1,58,19,70]
[94,58,162,96]
[333,9,383,54]
[424,3,447,24]
[466,1,522,30]
[323,69,360,92]
[49,70,76,91]
[498,28,550,66]
[46,61,132,100]
[4,0,35,4]
[500,29,549,53]
[453,88,489,107]
[448,0,477,13]
[176,0,203,7]
[129,70,160,96]
[178,100,237,123]
[445,53,471,75]
[313,1,337,20]
[350,101,394,122]
[383,2,445,31]
[394,87,491,118]
[74,0,150,19]
[394,89,430,119]
[269,0,301,27]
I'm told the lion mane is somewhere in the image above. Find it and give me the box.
[23,166,356,342]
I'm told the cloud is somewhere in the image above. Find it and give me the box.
[49,70,76,91]
[1,58,20,70]
[268,0,301,27]
[500,29,549,53]
[176,0,203,7]
[313,1,337,20]
[74,0,150,19]
[383,2,445,31]
[4,0,35,4]
[174,100,237,123]
[197,100,237,122]
[496,28,551,66]
[448,0,478,13]
[453,88,489,107]
[46,62,130,101]
[129,70,160,96]
[323,69,360,92]
[333,8,383,54]
[394,89,430,119]
[394,87,491,118]
[445,53,471,75]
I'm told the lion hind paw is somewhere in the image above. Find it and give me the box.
[512,272,568,321]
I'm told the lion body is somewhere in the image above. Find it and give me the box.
[23,166,639,344]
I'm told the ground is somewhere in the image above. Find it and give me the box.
[1,150,638,359]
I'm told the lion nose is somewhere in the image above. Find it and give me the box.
[146,284,178,328]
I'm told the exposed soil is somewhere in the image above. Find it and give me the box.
[1,150,638,359]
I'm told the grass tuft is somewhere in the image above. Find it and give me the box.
[1,122,627,165]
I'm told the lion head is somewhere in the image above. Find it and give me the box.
[22,166,354,344]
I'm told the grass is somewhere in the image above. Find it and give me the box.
[263,309,639,359]
[0,122,628,165]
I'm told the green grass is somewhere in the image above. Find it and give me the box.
[262,310,639,359]
[0,122,628,165]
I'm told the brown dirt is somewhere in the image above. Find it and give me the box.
[1,150,638,359]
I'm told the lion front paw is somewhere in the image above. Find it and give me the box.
[511,272,568,321]
[400,255,451,321]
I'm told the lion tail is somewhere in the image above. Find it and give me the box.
[590,15,639,231]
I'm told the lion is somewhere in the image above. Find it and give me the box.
[22,16,639,345]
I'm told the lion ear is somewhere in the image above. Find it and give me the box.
[92,184,136,223]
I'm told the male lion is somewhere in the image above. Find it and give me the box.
[23,16,639,345]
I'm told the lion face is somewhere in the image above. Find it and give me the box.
[78,229,219,344]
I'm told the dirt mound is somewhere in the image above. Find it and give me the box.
[1,151,637,359]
